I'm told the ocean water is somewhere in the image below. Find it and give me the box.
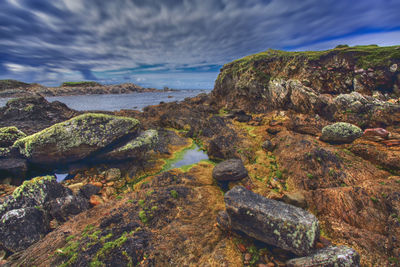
[0,89,211,111]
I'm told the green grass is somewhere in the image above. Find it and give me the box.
[170,190,178,199]
[61,81,101,87]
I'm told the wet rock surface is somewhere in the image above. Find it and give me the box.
[224,186,320,256]
[212,159,248,181]
[286,246,360,267]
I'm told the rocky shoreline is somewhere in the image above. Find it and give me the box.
[0,45,400,266]
[0,80,175,98]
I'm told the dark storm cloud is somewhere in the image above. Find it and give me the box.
[1,0,400,87]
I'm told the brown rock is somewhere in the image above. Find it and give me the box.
[89,195,104,206]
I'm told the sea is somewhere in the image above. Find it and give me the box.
[0,89,211,111]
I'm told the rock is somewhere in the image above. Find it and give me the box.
[0,207,50,252]
[105,168,121,181]
[363,128,389,139]
[78,184,101,199]
[0,127,26,147]
[286,246,360,267]
[212,159,248,181]
[95,129,158,161]
[262,139,275,151]
[89,195,104,206]
[0,158,28,179]
[320,122,362,144]
[0,96,78,135]
[224,186,319,256]
[0,176,71,217]
[44,195,90,222]
[67,183,84,194]
[390,64,398,73]
[13,113,140,165]
[281,191,308,209]
[216,210,230,230]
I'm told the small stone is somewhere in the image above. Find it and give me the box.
[262,139,275,152]
[91,182,103,188]
[67,183,84,194]
[212,159,248,181]
[245,253,252,261]
[107,182,115,186]
[105,168,121,181]
[281,191,307,209]
[266,263,275,267]
[89,195,104,206]
[363,128,389,139]
[390,63,398,73]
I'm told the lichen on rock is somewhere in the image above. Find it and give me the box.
[320,122,363,144]
[0,126,26,147]
[13,113,140,165]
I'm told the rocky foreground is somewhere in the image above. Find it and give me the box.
[0,80,173,98]
[1,45,400,266]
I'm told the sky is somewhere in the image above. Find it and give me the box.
[1,0,400,89]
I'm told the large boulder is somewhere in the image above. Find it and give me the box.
[223,186,319,256]
[13,113,140,165]
[320,122,362,144]
[286,246,360,267]
[212,159,248,181]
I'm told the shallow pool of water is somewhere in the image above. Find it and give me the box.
[168,144,209,170]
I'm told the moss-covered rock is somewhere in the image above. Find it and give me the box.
[320,122,362,144]
[13,113,140,165]
[0,126,26,147]
[95,129,158,161]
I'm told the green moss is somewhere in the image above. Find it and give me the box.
[138,199,145,208]
[370,196,379,203]
[113,129,158,153]
[61,81,101,87]
[0,126,26,147]
[306,173,314,179]
[170,190,178,199]
[13,113,139,158]
[139,210,148,223]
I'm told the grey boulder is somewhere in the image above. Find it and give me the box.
[286,246,360,267]
[320,122,362,144]
[224,186,319,256]
[212,159,248,181]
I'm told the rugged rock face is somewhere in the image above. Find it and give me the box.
[13,113,140,165]
[0,96,78,135]
[212,159,248,181]
[223,186,320,256]
[211,45,400,126]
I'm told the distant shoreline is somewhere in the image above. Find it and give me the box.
[0,80,180,98]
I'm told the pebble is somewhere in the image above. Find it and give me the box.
[90,195,104,206]
[91,182,103,188]
[245,253,251,261]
